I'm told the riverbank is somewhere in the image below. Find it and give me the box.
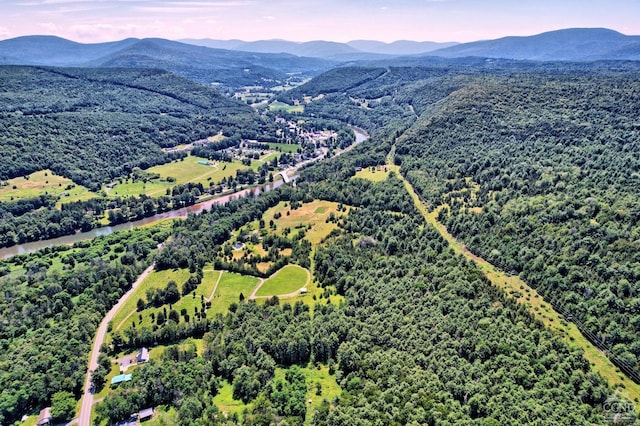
[0,129,369,260]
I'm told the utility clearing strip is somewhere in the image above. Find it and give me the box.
[392,157,640,411]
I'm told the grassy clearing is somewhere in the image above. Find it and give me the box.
[198,269,222,300]
[256,264,310,297]
[254,281,344,311]
[111,268,191,333]
[213,380,251,418]
[211,272,260,314]
[352,164,400,183]
[268,142,301,153]
[144,406,178,425]
[301,365,341,425]
[271,364,341,425]
[265,200,348,247]
[397,166,640,411]
[0,169,95,205]
[107,156,260,198]
[269,100,304,113]
[147,338,204,361]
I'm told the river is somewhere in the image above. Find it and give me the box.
[0,128,368,259]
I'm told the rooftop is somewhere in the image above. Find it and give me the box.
[111,373,132,385]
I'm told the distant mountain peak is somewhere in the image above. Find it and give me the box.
[428,27,640,61]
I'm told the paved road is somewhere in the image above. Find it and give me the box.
[76,263,156,426]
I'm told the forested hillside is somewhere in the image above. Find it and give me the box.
[395,73,640,378]
[0,226,168,424]
[3,56,640,425]
[280,62,640,386]
[0,66,257,190]
[92,174,612,425]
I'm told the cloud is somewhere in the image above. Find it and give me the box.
[69,22,162,40]
[38,22,59,32]
[20,0,147,4]
[134,0,252,12]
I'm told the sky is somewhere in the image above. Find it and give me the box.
[1,0,639,43]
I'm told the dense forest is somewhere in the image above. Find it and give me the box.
[285,62,640,386]
[94,173,613,425]
[0,66,258,190]
[394,73,640,378]
[2,57,640,425]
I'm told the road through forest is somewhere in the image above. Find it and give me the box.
[76,263,155,426]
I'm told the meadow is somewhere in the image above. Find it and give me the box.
[264,200,348,246]
[106,155,260,198]
[255,264,310,297]
[111,268,192,333]
[0,169,95,205]
[268,142,301,153]
[269,100,304,113]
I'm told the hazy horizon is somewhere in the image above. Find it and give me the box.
[1,0,639,44]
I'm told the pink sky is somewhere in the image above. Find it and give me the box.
[1,0,639,43]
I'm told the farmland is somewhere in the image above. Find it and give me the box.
[0,169,95,205]
[106,155,261,197]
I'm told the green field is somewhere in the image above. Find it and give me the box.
[211,272,260,314]
[269,100,304,113]
[106,156,261,198]
[111,268,191,333]
[352,165,400,183]
[268,142,301,153]
[291,365,341,425]
[117,269,223,331]
[0,169,96,205]
[255,264,310,297]
[213,380,252,417]
[264,200,348,247]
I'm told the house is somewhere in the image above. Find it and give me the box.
[300,288,308,295]
[138,407,155,421]
[37,407,52,426]
[111,373,132,386]
[137,347,149,363]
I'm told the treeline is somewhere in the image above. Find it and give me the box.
[0,225,168,425]
[0,194,57,217]
[395,73,640,377]
[97,298,322,425]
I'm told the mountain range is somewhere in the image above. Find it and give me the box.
[180,28,640,61]
[0,28,638,90]
[0,36,335,89]
[178,38,458,59]
[430,28,640,61]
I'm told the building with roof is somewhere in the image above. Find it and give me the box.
[111,373,132,386]
[138,407,155,421]
[137,347,149,363]
[37,407,52,426]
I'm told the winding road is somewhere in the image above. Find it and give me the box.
[76,262,156,426]
[70,129,369,424]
